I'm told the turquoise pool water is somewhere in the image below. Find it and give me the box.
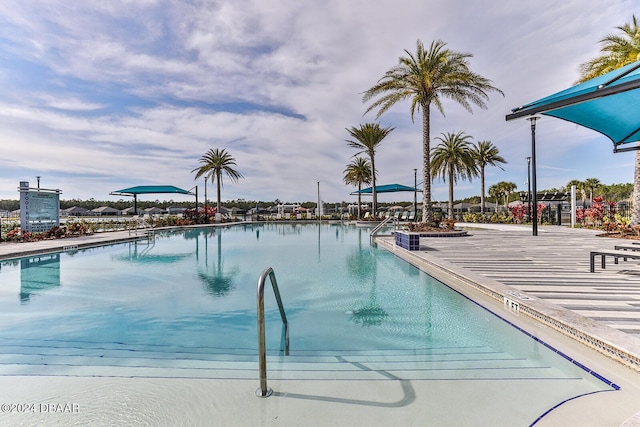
[0,223,615,423]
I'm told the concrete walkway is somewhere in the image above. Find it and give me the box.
[376,223,640,372]
[0,230,147,260]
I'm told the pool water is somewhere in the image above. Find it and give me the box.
[0,223,616,422]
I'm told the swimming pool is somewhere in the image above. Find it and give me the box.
[0,223,617,424]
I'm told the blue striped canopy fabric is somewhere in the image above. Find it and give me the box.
[507,61,640,151]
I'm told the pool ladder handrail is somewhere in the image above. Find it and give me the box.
[369,215,395,243]
[256,267,289,398]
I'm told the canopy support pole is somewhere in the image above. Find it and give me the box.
[528,117,539,236]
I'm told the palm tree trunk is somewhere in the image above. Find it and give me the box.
[216,172,222,212]
[371,154,377,217]
[422,106,433,224]
[480,166,486,215]
[448,168,454,219]
[632,149,640,225]
[357,182,362,220]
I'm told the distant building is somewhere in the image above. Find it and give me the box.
[121,207,138,215]
[62,206,92,216]
[92,206,120,216]
[145,207,165,214]
[167,206,187,215]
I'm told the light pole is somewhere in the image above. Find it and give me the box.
[527,116,540,236]
[526,157,531,223]
[36,176,41,189]
[414,168,418,220]
[204,177,208,213]
[317,181,321,222]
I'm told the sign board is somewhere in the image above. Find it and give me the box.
[19,181,61,233]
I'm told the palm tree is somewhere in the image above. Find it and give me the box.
[470,140,506,215]
[565,179,583,192]
[565,179,587,205]
[362,39,503,224]
[343,157,373,220]
[431,131,477,219]
[488,183,503,213]
[577,15,640,83]
[345,123,394,217]
[192,148,244,213]
[577,15,640,224]
[493,181,517,210]
[584,177,602,203]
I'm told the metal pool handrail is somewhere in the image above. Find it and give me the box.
[369,215,394,243]
[256,267,289,398]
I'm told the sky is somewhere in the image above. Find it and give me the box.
[0,0,636,205]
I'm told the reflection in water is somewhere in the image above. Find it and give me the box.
[197,230,239,297]
[347,229,388,326]
[115,239,192,263]
[20,254,61,304]
[351,282,389,327]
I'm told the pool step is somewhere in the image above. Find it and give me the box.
[0,340,579,381]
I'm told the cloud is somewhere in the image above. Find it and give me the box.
[0,0,635,203]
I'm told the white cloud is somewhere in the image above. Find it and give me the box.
[0,0,635,203]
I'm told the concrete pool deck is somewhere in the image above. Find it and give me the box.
[1,224,640,426]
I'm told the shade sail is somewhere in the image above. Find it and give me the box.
[111,185,194,196]
[351,184,422,195]
[506,61,640,151]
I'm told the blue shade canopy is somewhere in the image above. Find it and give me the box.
[506,61,640,152]
[351,184,422,195]
[111,185,194,196]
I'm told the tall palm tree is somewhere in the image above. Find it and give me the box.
[431,131,477,219]
[577,15,640,224]
[470,140,506,215]
[584,177,602,202]
[192,148,244,213]
[345,123,394,216]
[362,39,503,224]
[343,157,373,220]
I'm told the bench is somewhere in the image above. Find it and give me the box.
[614,245,640,252]
[590,250,640,272]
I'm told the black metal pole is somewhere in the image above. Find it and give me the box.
[527,157,531,222]
[528,117,539,236]
[204,178,208,213]
[414,168,417,220]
